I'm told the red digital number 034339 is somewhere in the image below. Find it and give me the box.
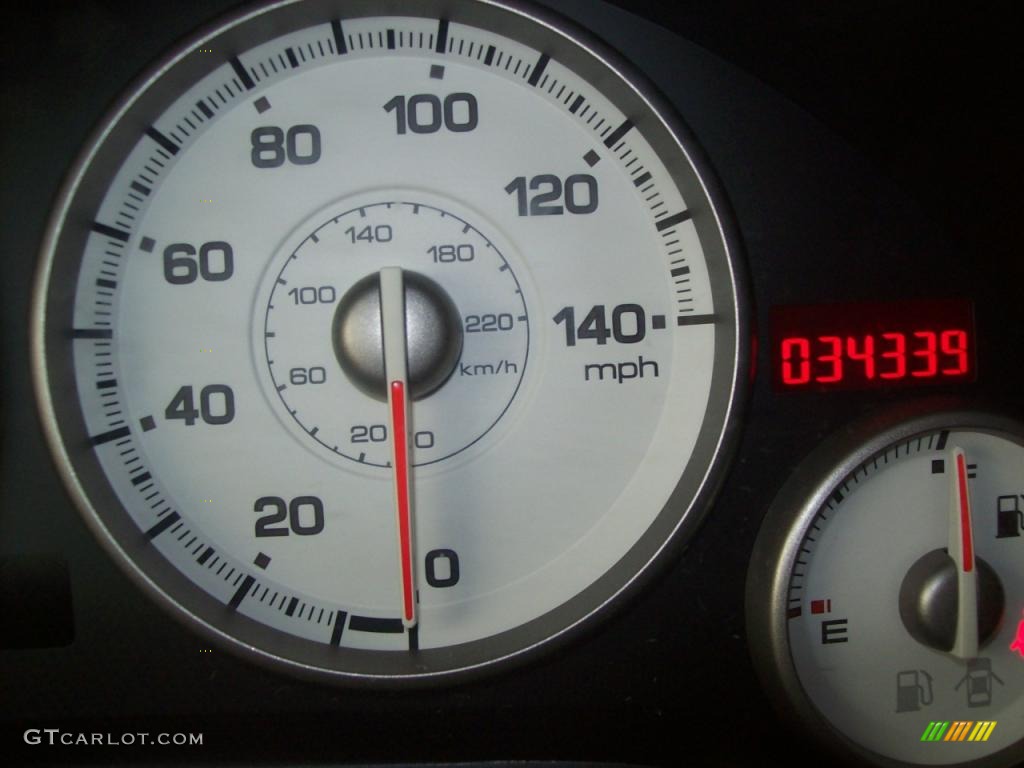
[780,330,969,386]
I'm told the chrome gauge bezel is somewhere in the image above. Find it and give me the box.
[747,408,1024,768]
[32,0,748,685]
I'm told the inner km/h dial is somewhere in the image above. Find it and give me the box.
[262,197,529,468]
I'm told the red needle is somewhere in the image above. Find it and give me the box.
[389,379,415,627]
[949,445,977,659]
[955,451,974,572]
[380,267,417,628]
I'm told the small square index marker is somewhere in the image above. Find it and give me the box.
[140,416,157,432]
[254,96,271,114]
[931,459,945,474]
[430,64,445,79]
[254,552,271,570]
[139,237,156,253]
[583,149,600,167]
[652,314,666,330]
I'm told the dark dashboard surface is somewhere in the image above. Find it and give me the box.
[2,1,1021,765]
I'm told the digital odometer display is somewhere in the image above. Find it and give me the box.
[771,299,975,390]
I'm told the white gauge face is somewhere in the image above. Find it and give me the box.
[784,423,1024,765]
[33,0,743,681]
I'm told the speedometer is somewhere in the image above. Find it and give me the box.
[31,0,745,683]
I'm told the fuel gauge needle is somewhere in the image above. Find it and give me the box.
[949,446,977,659]
[380,267,416,628]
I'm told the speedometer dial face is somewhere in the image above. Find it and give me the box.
[32,0,745,682]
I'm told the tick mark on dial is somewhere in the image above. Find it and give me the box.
[527,53,550,87]
[145,511,181,540]
[330,610,348,645]
[92,222,130,243]
[228,575,256,610]
[331,20,347,55]
[72,328,113,340]
[656,210,692,233]
[435,19,449,53]
[349,616,404,633]
[145,126,179,156]
[89,426,130,446]
[603,118,634,148]
[229,56,255,90]
[676,314,715,327]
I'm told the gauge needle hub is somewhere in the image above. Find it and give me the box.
[949,446,977,659]
[380,267,417,628]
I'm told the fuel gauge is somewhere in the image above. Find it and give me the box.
[748,411,1024,767]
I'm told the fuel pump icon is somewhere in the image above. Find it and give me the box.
[896,669,934,712]
[996,495,1023,538]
